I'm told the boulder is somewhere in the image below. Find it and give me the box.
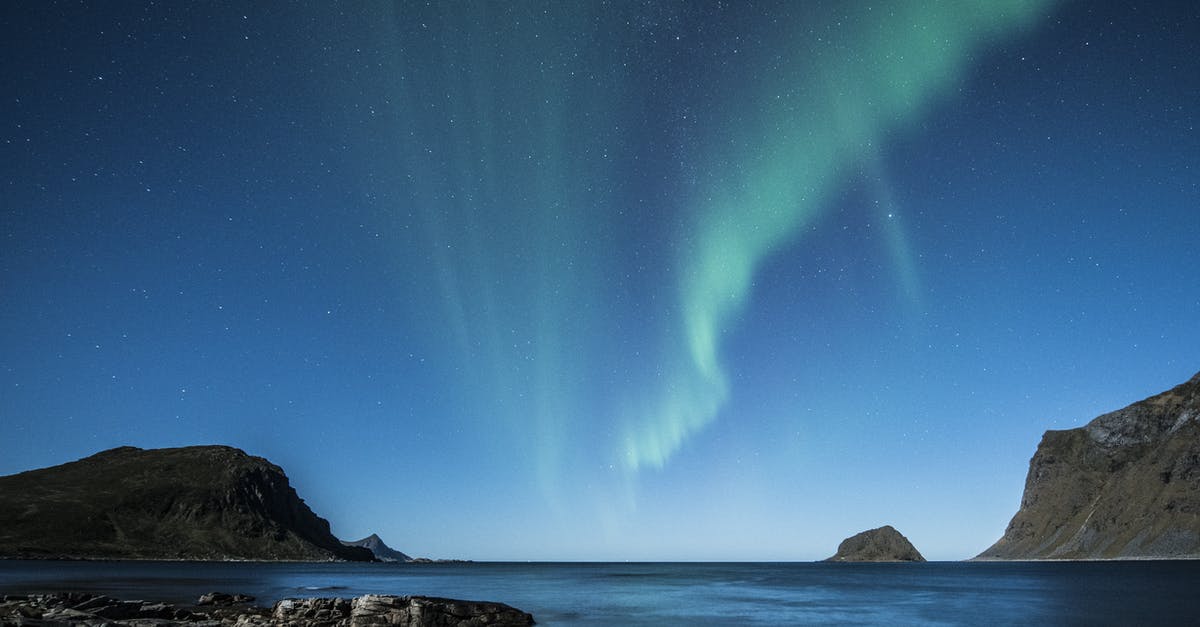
[350,595,535,626]
[272,595,535,627]
[198,591,256,606]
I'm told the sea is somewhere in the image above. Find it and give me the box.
[1,560,1197,625]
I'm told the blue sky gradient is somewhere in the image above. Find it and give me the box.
[2,1,1197,560]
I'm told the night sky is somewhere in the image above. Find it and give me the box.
[2,1,1197,561]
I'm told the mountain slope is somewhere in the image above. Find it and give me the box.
[978,371,1200,560]
[343,533,412,562]
[0,445,373,561]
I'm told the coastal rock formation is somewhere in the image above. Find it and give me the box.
[275,594,534,626]
[825,525,925,562]
[0,592,535,626]
[0,445,373,561]
[0,593,208,625]
[343,533,412,562]
[978,371,1200,560]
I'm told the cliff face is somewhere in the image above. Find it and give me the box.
[825,525,925,562]
[0,445,373,561]
[978,371,1200,560]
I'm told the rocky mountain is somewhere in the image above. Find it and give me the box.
[825,525,925,562]
[0,445,373,561]
[343,533,412,562]
[978,371,1200,560]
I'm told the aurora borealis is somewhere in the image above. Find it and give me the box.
[624,1,1048,471]
[2,1,1198,560]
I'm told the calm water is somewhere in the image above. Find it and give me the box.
[1,560,1196,625]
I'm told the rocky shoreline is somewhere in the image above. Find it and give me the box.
[0,592,535,626]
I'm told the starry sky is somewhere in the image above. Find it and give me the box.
[1,1,1197,561]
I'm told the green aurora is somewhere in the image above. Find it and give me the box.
[5,0,1200,561]
[361,1,1057,488]
[621,0,1051,470]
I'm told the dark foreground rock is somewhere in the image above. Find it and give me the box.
[0,592,535,626]
[825,525,926,562]
[275,595,534,626]
[978,370,1200,560]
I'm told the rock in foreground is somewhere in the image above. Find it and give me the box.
[0,592,535,626]
[276,595,534,626]
[0,445,373,561]
[825,525,925,562]
[978,370,1200,560]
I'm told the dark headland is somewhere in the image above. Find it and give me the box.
[978,370,1200,560]
[0,446,537,623]
[0,445,372,561]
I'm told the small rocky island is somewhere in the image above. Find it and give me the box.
[0,592,535,626]
[825,525,925,562]
[0,445,373,561]
[978,370,1200,560]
